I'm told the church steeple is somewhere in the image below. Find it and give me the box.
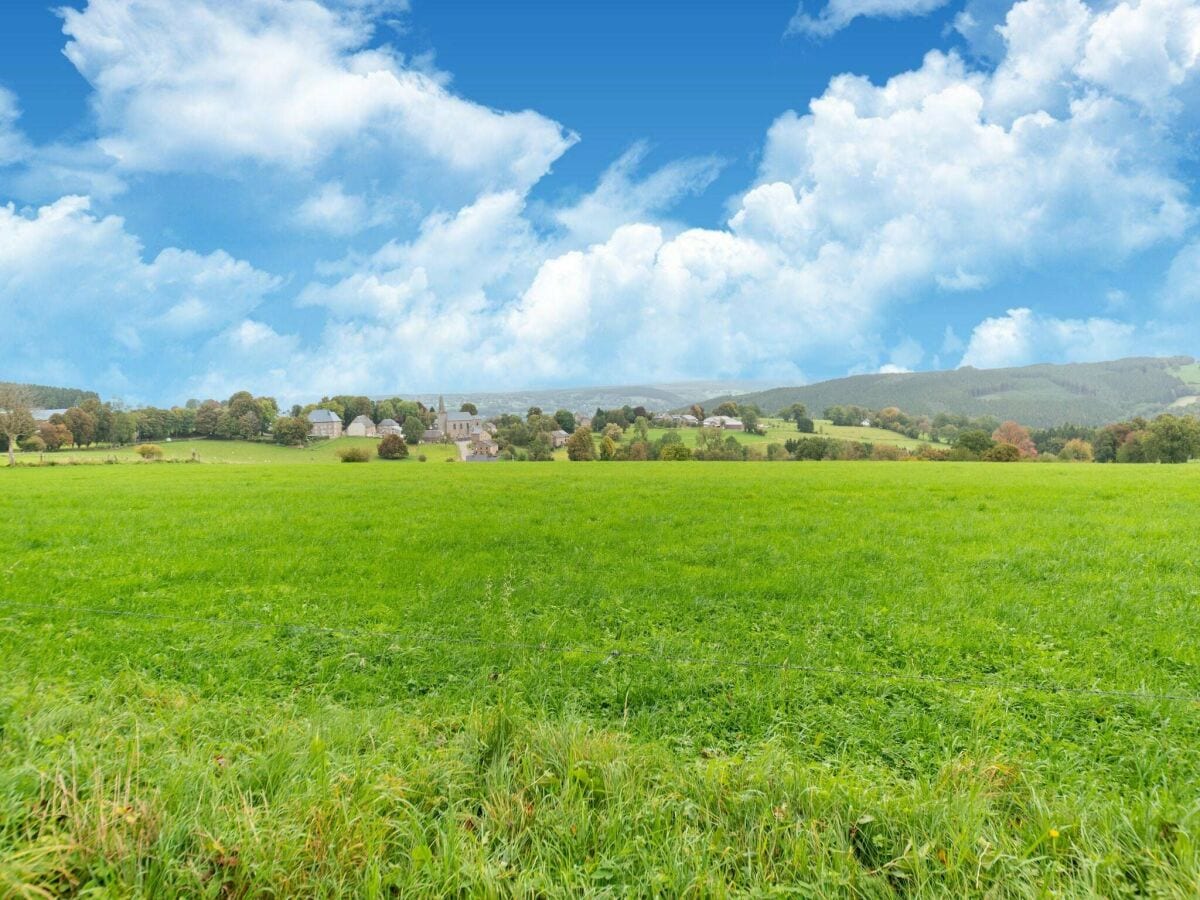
[438,395,446,414]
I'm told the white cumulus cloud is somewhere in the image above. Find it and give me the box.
[0,196,280,397]
[60,0,576,197]
[788,0,954,38]
[959,307,1138,368]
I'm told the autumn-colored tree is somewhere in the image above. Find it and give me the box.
[992,421,1037,458]
[599,435,617,460]
[38,422,73,451]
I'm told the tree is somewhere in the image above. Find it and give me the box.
[740,409,760,434]
[554,409,576,433]
[659,443,691,460]
[602,422,624,442]
[63,407,97,447]
[779,403,808,422]
[599,435,617,460]
[633,416,650,441]
[0,386,37,466]
[460,402,478,416]
[713,401,739,417]
[992,421,1037,458]
[1058,438,1094,462]
[689,404,704,422]
[1146,414,1200,463]
[526,406,543,421]
[954,429,995,455]
[403,414,426,445]
[528,432,554,461]
[194,400,222,436]
[38,422,72,451]
[377,433,409,459]
[796,416,815,434]
[273,416,310,446]
[982,442,1022,462]
[565,426,595,460]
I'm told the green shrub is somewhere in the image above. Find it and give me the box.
[337,446,371,463]
[659,443,692,461]
[377,434,409,460]
[417,453,427,462]
[18,435,46,453]
[982,442,1022,462]
[134,444,164,460]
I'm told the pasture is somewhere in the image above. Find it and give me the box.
[2,461,1199,895]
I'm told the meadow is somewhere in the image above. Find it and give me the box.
[2,461,1199,895]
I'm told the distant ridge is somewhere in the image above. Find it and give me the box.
[0,381,100,409]
[375,381,769,417]
[698,357,1200,427]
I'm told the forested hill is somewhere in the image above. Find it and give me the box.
[0,382,100,409]
[700,357,1200,427]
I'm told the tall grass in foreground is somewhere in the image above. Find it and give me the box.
[3,678,1197,897]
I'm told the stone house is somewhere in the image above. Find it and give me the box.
[550,429,570,448]
[346,415,378,437]
[307,408,343,438]
[378,418,403,436]
[435,396,482,440]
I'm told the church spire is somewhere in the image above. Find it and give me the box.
[438,395,445,414]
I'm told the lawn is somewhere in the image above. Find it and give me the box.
[38,436,461,464]
[2,461,1199,895]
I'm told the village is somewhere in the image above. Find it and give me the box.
[302,396,748,461]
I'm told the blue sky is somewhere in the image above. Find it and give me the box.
[1,0,1198,405]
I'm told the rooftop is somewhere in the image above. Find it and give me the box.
[307,409,340,423]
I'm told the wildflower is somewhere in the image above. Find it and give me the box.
[1049,828,1060,839]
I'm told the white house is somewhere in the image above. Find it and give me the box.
[346,415,378,437]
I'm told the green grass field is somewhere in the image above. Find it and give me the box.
[644,418,930,451]
[40,436,460,465]
[2,462,1199,895]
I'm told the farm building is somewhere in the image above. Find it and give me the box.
[378,418,402,436]
[346,415,378,437]
[659,413,699,427]
[702,415,744,431]
[550,429,570,448]
[307,409,343,438]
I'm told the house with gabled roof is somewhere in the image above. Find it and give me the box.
[346,415,378,437]
[435,396,482,440]
[307,408,343,438]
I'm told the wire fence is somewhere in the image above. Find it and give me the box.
[1,597,1198,705]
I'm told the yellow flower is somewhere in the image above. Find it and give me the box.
[1048,828,1060,839]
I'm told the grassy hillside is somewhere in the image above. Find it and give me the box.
[0,381,99,409]
[3,462,1200,894]
[702,356,1198,426]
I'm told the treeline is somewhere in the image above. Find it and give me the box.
[0,382,99,409]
